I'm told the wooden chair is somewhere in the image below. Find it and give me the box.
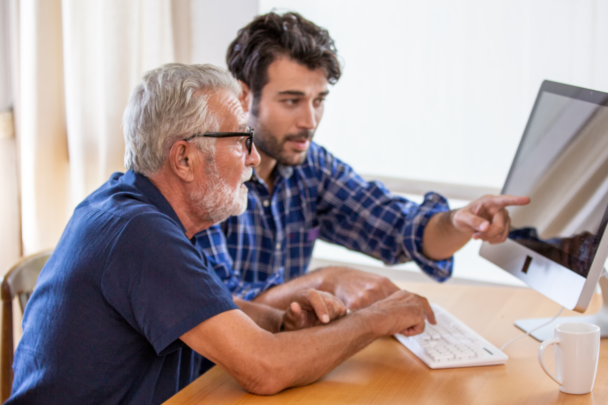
[1,250,52,402]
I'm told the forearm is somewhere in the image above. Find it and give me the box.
[252,270,325,309]
[234,298,283,333]
[208,309,383,395]
[254,266,401,312]
[182,292,426,395]
[422,210,472,261]
[265,310,380,390]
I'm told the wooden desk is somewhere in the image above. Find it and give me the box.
[166,282,608,405]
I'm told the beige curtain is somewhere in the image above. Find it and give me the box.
[10,0,191,256]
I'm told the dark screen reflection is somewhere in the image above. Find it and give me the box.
[509,228,601,277]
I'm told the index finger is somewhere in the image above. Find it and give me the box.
[417,295,436,325]
[306,291,331,324]
[322,293,347,319]
[485,195,530,209]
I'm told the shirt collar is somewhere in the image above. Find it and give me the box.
[250,164,294,184]
[276,164,294,178]
[126,170,187,234]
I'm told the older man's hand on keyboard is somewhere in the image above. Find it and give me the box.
[366,290,436,337]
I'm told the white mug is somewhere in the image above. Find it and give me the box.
[537,322,600,394]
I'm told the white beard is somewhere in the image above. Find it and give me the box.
[191,164,252,224]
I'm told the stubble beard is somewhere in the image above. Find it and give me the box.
[251,117,314,167]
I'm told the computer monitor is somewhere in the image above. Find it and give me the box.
[480,80,608,341]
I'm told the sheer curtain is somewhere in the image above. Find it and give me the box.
[9,0,190,256]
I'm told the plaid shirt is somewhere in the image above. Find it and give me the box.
[195,142,453,300]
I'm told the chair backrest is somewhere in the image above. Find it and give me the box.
[1,250,52,403]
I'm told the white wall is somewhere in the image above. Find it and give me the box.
[191,0,259,67]
[259,0,608,189]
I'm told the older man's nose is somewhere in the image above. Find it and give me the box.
[247,143,261,167]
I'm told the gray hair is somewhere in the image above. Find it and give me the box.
[123,63,241,175]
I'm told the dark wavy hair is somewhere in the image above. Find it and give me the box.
[226,12,341,114]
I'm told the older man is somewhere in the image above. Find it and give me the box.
[7,64,434,404]
[196,12,529,310]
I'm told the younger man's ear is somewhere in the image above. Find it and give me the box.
[239,81,252,113]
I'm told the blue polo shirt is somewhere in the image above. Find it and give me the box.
[7,171,237,405]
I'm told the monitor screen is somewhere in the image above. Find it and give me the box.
[503,83,608,279]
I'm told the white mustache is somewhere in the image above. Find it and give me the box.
[240,168,253,183]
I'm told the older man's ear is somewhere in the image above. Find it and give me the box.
[168,140,199,182]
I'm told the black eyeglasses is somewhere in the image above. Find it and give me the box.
[183,127,254,155]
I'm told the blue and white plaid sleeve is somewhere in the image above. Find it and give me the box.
[315,148,453,282]
[195,224,284,299]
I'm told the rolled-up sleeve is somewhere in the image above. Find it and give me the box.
[405,192,453,281]
[315,148,453,282]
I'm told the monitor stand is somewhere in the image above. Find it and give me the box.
[514,269,608,342]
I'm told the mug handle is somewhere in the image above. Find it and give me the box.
[538,338,562,385]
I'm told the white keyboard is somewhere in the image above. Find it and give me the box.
[394,304,508,369]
